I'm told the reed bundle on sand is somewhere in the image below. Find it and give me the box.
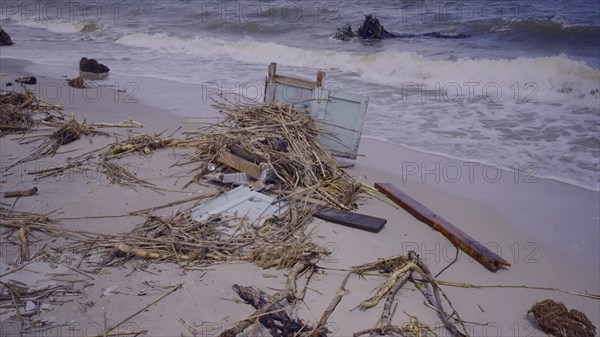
[99,159,157,189]
[82,205,329,268]
[103,133,176,158]
[7,119,107,169]
[0,88,64,136]
[184,100,362,208]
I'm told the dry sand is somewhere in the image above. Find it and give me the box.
[1,57,598,337]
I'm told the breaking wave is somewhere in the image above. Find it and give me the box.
[115,32,600,106]
[15,19,99,34]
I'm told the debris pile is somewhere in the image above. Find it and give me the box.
[184,100,362,209]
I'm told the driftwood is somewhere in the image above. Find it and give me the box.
[346,252,470,337]
[375,182,510,271]
[222,284,328,337]
[218,290,288,337]
[232,285,306,337]
[3,187,38,198]
[311,272,351,337]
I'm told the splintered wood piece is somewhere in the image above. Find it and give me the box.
[3,187,38,198]
[217,151,262,180]
[374,182,510,271]
[314,208,386,233]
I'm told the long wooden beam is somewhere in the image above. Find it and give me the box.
[374,183,510,271]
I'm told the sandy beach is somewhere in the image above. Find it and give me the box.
[1,57,599,337]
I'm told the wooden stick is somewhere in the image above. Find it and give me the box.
[4,187,38,198]
[218,290,287,337]
[436,280,600,300]
[104,283,182,335]
[19,227,30,261]
[310,272,352,337]
[374,182,510,271]
[87,330,147,337]
[413,256,469,337]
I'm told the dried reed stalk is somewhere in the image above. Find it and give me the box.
[7,119,106,169]
[0,87,64,136]
[103,133,175,159]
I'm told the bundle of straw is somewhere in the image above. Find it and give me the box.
[187,100,361,208]
[0,88,63,136]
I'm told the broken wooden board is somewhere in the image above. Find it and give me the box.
[314,208,386,233]
[374,182,510,271]
[217,151,262,180]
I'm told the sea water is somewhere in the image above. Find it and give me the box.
[1,0,599,191]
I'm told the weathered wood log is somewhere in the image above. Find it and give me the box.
[314,208,386,233]
[374,183,510,271]
[3,187,38,198]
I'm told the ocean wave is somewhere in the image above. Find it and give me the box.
[468,17,600,39]
[15,19,99,34]
[115,32,600,105]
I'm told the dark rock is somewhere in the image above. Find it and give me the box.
[334,15,469,40]
[0,27,14,46]
[333,24,355,41]
[6,82,12,87]
[356,15,394,39]
[79,57,110,73]
[16,76,37,85]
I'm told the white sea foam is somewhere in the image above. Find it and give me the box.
[115,33,600,106]
[111,33,600,190]
[15,19,99,34]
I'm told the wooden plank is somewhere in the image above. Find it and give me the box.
[217,151,262,180]
[274,74,317,89]
[374,182,511,271]
[268,62,277,82]
[316,71,326,87]
[314,208,386,233]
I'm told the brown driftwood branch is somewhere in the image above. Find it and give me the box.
[3,187,38,198]
[413,254,469,337]
[374,182,510,271]
[310,272,352,337]
[218,289,288,337]
[232,285,307,337]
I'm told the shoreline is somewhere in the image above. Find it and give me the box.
[1,57,598,336]
[2,58,600,194]
[5,56,599,192]
[3,56,599,265]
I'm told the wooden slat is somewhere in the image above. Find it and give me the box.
[315,208,386,233]
[374,183,510,271]
[217,152,262,180]
[274,74,317,89]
